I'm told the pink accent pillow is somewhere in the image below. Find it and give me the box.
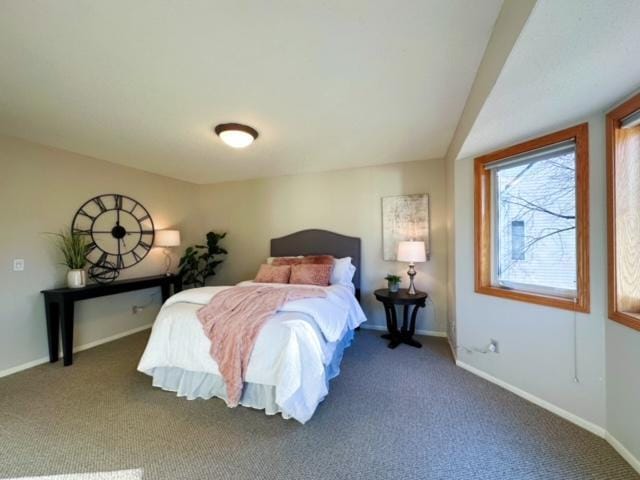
[303,255,334,265]
[272,255,334,266]
[255,264,291,284]
[272,256,304,266]
[290,264,333,286]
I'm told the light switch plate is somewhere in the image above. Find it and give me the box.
[13,259,24,271]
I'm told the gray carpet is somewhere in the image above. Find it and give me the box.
[0,331,637,480]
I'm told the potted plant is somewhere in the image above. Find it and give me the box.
[179,231,228,287]
[385,274,401,293]
[51,229,90,288]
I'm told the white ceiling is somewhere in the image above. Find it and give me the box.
[459,0,640,160]
[0,0,502,184]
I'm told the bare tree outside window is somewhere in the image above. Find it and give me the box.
[495,152,577,293]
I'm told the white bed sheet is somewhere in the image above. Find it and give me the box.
[137,281,366,423]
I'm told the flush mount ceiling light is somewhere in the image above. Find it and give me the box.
[214,123,259,149]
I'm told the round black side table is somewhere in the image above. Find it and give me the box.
[374,288,428,349]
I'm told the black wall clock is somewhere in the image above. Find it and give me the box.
[72,194,155,270]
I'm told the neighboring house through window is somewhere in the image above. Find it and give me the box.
[510,220,525,261]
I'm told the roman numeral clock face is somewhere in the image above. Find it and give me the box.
[72,194,155,270]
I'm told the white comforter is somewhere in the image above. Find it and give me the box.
[137,281,366,423]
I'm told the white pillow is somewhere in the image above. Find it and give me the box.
[331,257,356,286]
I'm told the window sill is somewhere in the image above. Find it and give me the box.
[476,285,589,313]
[497,280,576,299]
[609,311,640,332]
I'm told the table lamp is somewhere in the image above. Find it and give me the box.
[155,230,181,276]
[397,240,426,295]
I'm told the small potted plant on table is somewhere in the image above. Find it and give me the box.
[385,274,401,293]
[51,228,90,288]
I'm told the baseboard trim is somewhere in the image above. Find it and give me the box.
[359,323,447,338]
[455,360,606,437]
[447,339,457,361]
[71,323,152,355]
[458,360,640,473]
[606,432,640,474]
[0,356,52,379]
[0,324,152,378]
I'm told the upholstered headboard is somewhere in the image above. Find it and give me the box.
[270,229,361,299]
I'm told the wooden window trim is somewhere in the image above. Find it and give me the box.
[607,93,640,331]
[474,123,590,312]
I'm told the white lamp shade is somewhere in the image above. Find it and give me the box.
[155,230,181,247]
[397,241,426,263]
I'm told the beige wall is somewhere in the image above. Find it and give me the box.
[443,0,537,349]
[453,96,640,467]
[0,135,198,374]
[606,320,640,467]
[196,158,448,334]
[454,114,607,430]
[1,137,448,375]
[604,92,640,468]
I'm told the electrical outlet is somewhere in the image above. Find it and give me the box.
[489,339,499,353]
[13,259,25,271]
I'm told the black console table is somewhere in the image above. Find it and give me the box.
[41,274,182,366]
[374,288,427,349]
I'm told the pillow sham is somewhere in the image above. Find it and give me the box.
[271,255,334,266]
[266,255,302,265]
[331,257,356,285]
[271,256,305,266]
[254,264,291,284]
[302,255,334,265]
[289,264,333,286]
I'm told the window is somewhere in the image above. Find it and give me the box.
[475,124,590,312]
[607,92,640,331]
[494,142,577,296]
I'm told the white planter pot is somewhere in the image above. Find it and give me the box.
[388,281,400,293]
[67,269,86,289]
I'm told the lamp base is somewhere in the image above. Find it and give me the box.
[162,249,173,276]
[407,263,417,295]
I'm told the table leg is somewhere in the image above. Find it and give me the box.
[174,276,183,294]
[401,305,409,335]
[381,303,393,339]
[409,302,425,336]
[60,301,75,366]
[381,305,396,343]
[386,305,401,349]
[44,300,60,363]
[161,282,171,302]
[403,304,423,348]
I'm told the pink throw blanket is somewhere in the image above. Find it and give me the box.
[196,285,328,407]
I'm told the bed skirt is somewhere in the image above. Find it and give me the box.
[147,329,355,420]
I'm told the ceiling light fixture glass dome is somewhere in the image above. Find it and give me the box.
[214,123,259,148]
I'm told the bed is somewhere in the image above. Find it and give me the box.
[137,229,366,423]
